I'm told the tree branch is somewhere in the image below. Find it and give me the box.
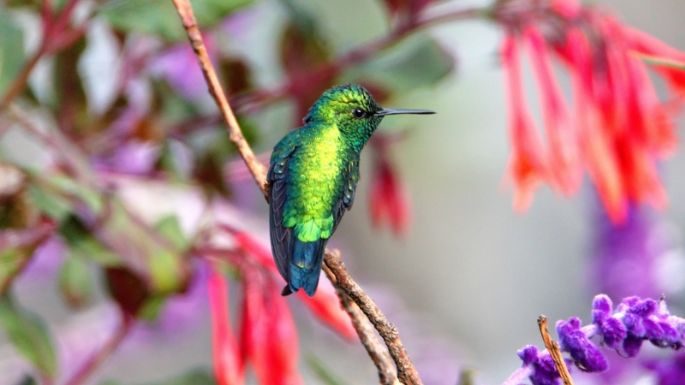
[324,265,398,385]
[324,250,421,385]
[171,1,425,383]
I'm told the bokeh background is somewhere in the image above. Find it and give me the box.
[1,0,685,384]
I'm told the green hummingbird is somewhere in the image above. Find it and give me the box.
[268,84,434,296]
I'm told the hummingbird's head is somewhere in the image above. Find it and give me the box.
[304,84,434,149]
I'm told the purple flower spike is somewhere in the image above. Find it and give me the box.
[622,334,644,357]
[598,317,626,349]
[591,294,613,322]
[517,346,563,385]
[557,317,608,372]
[509,294,685,385]
[518,345,540,366]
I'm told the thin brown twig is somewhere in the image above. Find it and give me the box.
[322,264,398,385]
[537,315,575,385]
[61,313,134,385]
[170,1,424,384]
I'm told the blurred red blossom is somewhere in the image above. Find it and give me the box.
[499,0,685,222]
[369,139,411,235]
[229,227,357,339]
[208,266,243,385]
[204,225,358,385]
[240,269,302,385]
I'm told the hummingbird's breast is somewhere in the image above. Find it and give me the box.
[284,125,347,241]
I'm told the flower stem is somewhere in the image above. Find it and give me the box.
[538,315,575,385]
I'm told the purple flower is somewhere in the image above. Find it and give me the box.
[516,346,564,385]
[556,317,607,371]
[508,294,685,385]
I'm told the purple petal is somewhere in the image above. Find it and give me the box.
[599,317,627,349]
[518,345,539,366]
[623,335,644,357]
[592,294,613,323]
[557,317,608,372]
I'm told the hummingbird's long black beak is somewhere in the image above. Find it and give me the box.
[374,108,435,116]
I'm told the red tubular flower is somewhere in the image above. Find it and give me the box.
[228,228,356,338]
[369,152,411,234]
[296,281,357,340]
[497,0,685,222]
[524,25,581,195]
[207,266,243,385]
[501,34,548,211]
[240,270,303,385]
[622,26,685,96]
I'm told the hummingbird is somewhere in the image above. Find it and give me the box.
[268,84,434,296]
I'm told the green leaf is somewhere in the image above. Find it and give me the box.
[0,9,25,96]
[137,295,167,321]
[0,248,31,294]
[58,254,92,309]
[352,35,454,92]
[100,0,253,41]
[59,216,120,266]
[0,296,58,379]
[99,202,186,296]
[149,251,183,294]
[27,185,72,222]
[43,174,103,215]
[155,215,188,250]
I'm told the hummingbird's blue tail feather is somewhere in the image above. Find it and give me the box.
[286,239,326,296]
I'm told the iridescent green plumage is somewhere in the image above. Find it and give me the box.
[268,84,434,296]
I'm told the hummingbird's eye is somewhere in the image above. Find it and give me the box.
[352,108,366,118]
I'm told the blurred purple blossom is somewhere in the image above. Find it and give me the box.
[97,141,160,175]
[220,7,259,37]
[591,205,673,299]
[149,36,217,100]
[21,236,65,279]
[644,352,685,385]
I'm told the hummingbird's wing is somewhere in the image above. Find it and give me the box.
[331,157,360,233]
[267,132,300,282]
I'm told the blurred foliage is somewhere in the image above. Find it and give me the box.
[0,296,58,380]
[100,0,253,41]
[0,0,455,382]
[0,11,25,96]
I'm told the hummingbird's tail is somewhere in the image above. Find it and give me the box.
[282,238,326,296]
